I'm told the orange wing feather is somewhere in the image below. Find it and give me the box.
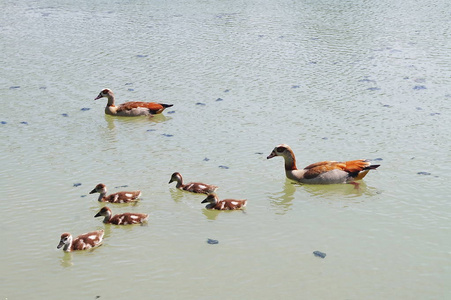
[303,159,372,179]
[342,159,372,173]
[117,101,165,114]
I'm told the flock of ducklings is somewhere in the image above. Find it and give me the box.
[57,89,380,252]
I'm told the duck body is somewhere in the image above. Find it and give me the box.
[169,172,218,194]
[267,144,380,184]
[89,183,141,203]
[202,193,247,210]
[94,88,173,117]
[57,230,104,252]
[94,206,148,225]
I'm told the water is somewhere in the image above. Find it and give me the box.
[1,0,450,299]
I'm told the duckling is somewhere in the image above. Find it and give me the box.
[94,88,173,116]
[201,193,247,210]
[94,206,148,225]
[169,172,218,194]
[57,230,104,252]
[89,183,141,203]
[267,144,380,184]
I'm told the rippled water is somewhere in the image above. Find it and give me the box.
[1,0,450,299]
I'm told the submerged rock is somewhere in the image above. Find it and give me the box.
[313,251,326,258]
[207,239,219,245]
[417,171,431,176]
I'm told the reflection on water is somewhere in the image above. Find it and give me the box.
[201,207,246,220]
[1,0,449,298]
[104,113,171,130]
[60,252,73,268]
[59,243,105,268]
[269,180,381,213]
[202,208,221,220]
[301,181,381,199]
[169,188,185,203]
[269,180,297,214]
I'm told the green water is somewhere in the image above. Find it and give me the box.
[1,0,450,299]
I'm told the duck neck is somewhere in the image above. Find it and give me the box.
[106,94,116,107]
[97,193,106,202]
[103,212,112,224]
[175,176,183,188]
[283,152,298,171]
[64,236,73,252]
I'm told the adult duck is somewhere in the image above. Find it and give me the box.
[169,172,218,194]
[57,230,104,252]
[201,193,247,210]
[94,88,173,116]
[89,183,141,203]
[267,144,380,184]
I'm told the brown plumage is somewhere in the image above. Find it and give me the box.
[57,230,104,252]
[89,183,141,203]
[94,206,148,225]
[201,193,247,210]
[94,88,173,116]
[267,144,380,184]
[168,172,218,194]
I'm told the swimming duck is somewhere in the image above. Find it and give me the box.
[89,183,141,203]
[169,172,218,194]
[57,230,104,252]
[267,144,380,184]
[94,206,148,225]
[201,193,247,210]
[94,88,173,116]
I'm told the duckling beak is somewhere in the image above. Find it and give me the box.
[89,188,97,194]
[168,179,173,184]
[201,198,209,204]
[94,212,101,218]
[57,240,65,249]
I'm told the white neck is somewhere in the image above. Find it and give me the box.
[63,236,73,252]
[97,192,106,202]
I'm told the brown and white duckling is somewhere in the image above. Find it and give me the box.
[94,206,148,225]
[94,88,173,117]
[89,183,141,203]
[267,144,380,184]
[169,172,218,194]
[57,230,104,252]
[201,193,247,210]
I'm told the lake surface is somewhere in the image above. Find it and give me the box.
[1,0,450,299]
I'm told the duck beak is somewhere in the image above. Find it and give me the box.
[267,151,276,159]
[94,212,101,218]
[57,240,64,249]
[168,179,173,184]
[201,198,208,204]
[89,188,97,194]
[94,93,102,100]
